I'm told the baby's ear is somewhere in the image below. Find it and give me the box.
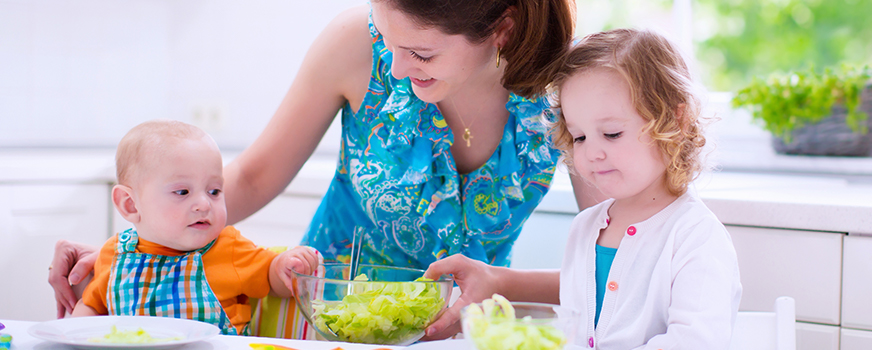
[112,184,141,223]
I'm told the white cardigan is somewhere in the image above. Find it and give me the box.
[560,191,742,350]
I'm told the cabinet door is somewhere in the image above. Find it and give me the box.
[727,226,843,325]
[796,322,839,350]
[842,235,872,330]
[0,184,109,321]
[512,212,574,269]
[841,328,872,350]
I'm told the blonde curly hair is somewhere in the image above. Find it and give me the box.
[550,28,705,197]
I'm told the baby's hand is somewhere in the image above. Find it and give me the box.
[281,246,321,275]
[271,246,322,297]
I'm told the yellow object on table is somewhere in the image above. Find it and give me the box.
[249,343,300,350]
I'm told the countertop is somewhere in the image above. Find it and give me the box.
[2,149,871,235]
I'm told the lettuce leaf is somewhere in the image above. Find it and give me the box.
[465,294,566,350]
[88,325,181,344]
[311,275,445,344]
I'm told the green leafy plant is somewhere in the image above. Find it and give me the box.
[693,0,872,91]
[732,65,872,142]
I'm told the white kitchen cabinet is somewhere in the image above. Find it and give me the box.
[840,328,872,350]
[841,235,872,330]
[727,225,843,325]
[0,184,110,321]
[512,211,574,269]
[796,322,840,350]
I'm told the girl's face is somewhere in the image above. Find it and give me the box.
[371,1,500,103]
[561,68,669,201]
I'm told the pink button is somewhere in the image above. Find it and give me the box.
[606,218,610,225]
[589,336,594,348]
[627,226,637,236]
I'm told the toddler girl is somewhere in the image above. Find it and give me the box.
[425,28,742,349]
[550,28,742,349]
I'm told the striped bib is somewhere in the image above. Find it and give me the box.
[106,228,241,335]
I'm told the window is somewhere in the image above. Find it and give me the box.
[574,0,872,177]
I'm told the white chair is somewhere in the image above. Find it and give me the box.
[729,296,796,350]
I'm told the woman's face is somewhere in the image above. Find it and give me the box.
[371,1,499,103]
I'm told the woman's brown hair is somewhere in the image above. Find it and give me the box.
[378,0,575,99]
[550,28,705,197]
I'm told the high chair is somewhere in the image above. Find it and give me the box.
[250,293,315,339]
[249,246,323,340]
[729,296,796,350]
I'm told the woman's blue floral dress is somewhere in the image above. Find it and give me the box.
[299,17,561,270]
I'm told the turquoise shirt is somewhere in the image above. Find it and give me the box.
[299,16,560,270]
[595,244,618,327]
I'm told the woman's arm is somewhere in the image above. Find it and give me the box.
[224,5,373,224]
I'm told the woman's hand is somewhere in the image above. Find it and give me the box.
[421,254,505,340]
[49,240,98,318]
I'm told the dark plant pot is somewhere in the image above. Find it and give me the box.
[772,86,872,157]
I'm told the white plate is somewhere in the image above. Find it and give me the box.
[28,316,220,349]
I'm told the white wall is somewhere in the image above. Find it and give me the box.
[0,0,364,151]
[2,0,867,176]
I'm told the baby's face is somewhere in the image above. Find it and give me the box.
[131,136,227,251]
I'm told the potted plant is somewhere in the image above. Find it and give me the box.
[732,65,872,156]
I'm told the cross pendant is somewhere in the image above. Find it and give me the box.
[462,128,472,147]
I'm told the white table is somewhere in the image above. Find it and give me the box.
[0,319,469,350]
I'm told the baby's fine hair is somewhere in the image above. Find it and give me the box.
[115,119,209,186]
[550,28,705,197]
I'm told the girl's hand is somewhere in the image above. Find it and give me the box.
[271,246,322,297]
[49,240,98,318]
[421,254,505,340]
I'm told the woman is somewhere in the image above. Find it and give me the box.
[50,0,586,338]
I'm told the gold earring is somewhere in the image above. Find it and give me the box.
[496,48,501,68]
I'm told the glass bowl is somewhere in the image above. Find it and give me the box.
[461,298,575,350]
[290,263,453,345]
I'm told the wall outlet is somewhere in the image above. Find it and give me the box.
[190,101,229,132]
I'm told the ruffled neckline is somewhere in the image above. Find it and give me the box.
[377,76,555,250]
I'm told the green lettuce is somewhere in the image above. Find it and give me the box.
[465,294,566,350]
[311,274,445,344]
[88,325,181,344]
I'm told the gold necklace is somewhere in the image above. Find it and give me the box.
[449,97,487,148]
[448,77,502,148]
